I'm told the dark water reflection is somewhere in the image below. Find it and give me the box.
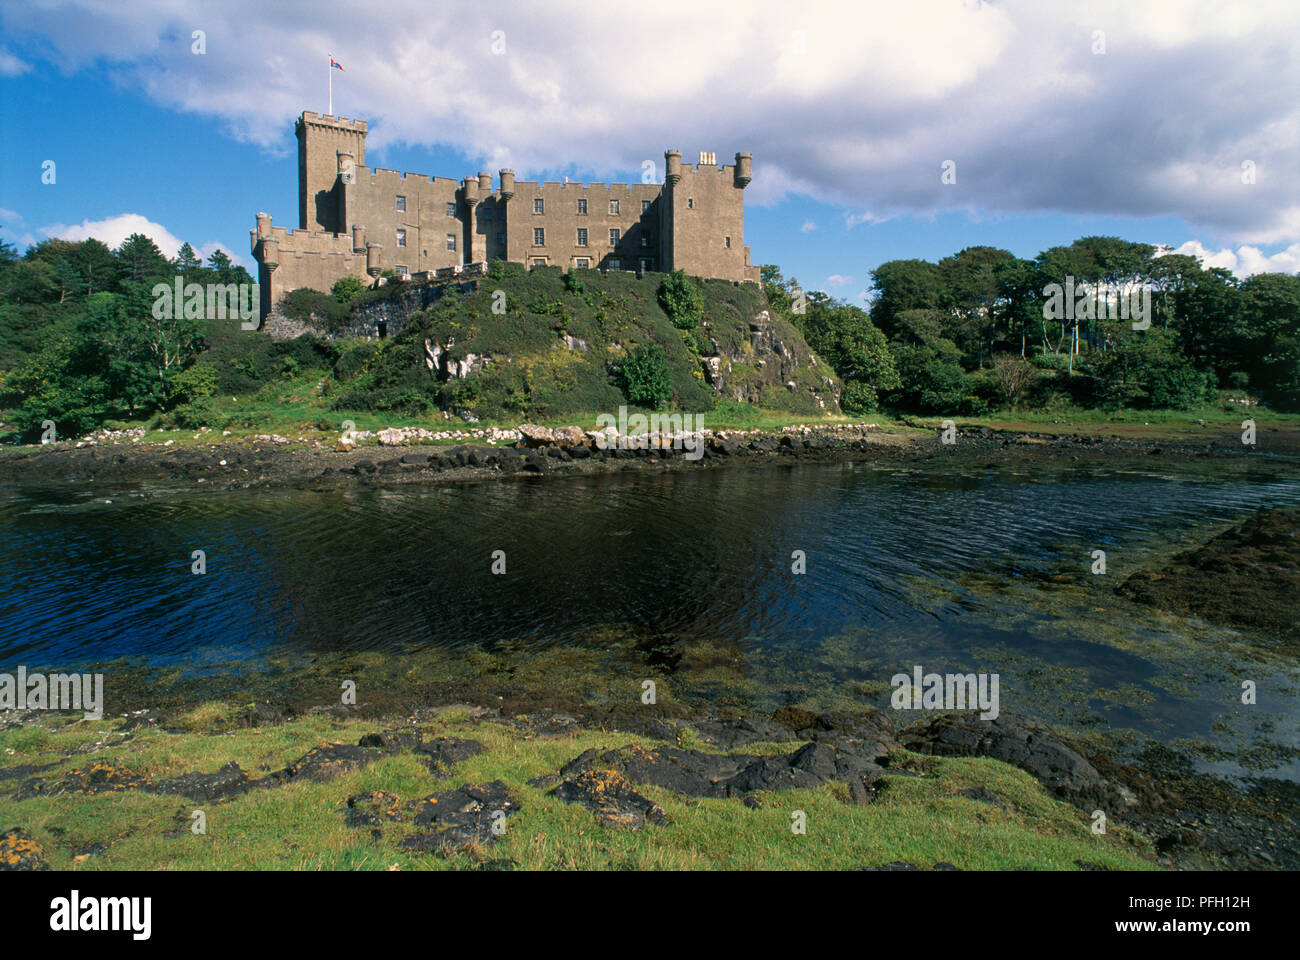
[3,461,1298,771]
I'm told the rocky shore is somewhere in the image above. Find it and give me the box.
[1,419,1289,491]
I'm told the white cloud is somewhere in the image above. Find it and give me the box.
[41,213,186,257]
[0,47,29,76]
[2,0,1299,243]
[37,213,251,267]
[1163,240,1300,278]
[826,274,852,287]
[801,220,816,233]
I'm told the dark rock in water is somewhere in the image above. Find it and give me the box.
[151,762,250,802]
[773,706,821,732]
[401,780,519,855]
[554,769,668,829]
[0,828,47,870]
[1117,507,1300,648]
[902,715,1135,811]
[353,459,377,474]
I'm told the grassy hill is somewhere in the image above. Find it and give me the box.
[318,264,840,422]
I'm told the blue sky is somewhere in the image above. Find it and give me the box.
[2,0,1298,303]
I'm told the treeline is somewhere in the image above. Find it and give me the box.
[0,235,254,438]
[766,236,1300,415]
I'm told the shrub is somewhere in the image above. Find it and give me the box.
[840,380,879,415]
[658,270,704,330]
[332,275,366,305]
[620,342,673,408]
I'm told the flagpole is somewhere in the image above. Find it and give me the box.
[328,53,333,116]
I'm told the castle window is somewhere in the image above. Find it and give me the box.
[396,195,406,212]
[395,265,408,277]
[687,198,694,209]
[534,227,545,246]
[446,202,456,217]
[534,198,544,214]
[725,236,731,248]
[576,258,590,268]
[496,232,505,246]
[609,200,619,215]
[532,258,545,267]
[608,258,621,270]
[446,234,456,251]
[577,199,587,215]
[639,258,651,273]
[577,228,587,247]
[609,228,620,245]
[640,233,649,247]
[642,200,651,214]
[396,229,407,247]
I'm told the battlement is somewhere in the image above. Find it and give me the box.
[298,111,368,132]
[363,167,460,185]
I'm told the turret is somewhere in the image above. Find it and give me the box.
[352,224,366,254]
[499,169,515,200]
[665,149,682,185]
[462,176,479,207]
[734,152,752,189]
[366,242,382,277]
[254,213,277,270]
[477,171,492,193]
[337,150,355,183]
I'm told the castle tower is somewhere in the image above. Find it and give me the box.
[296,111,367,233]
[662,148,754,282]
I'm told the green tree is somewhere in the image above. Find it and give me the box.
[174,242,202,271]
[868,259,945,337]
[621,342,673,407]
[658,269,704,330]
[116,233,170,284]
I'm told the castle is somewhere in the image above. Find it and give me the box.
[250,111,759,319]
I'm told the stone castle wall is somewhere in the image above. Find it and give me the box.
[252,111,759,321]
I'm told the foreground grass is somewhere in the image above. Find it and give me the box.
[0,706,1156,871]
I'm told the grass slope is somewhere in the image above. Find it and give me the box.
[0,706,1156,871]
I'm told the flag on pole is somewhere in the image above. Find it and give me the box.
[328,54,345,115]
